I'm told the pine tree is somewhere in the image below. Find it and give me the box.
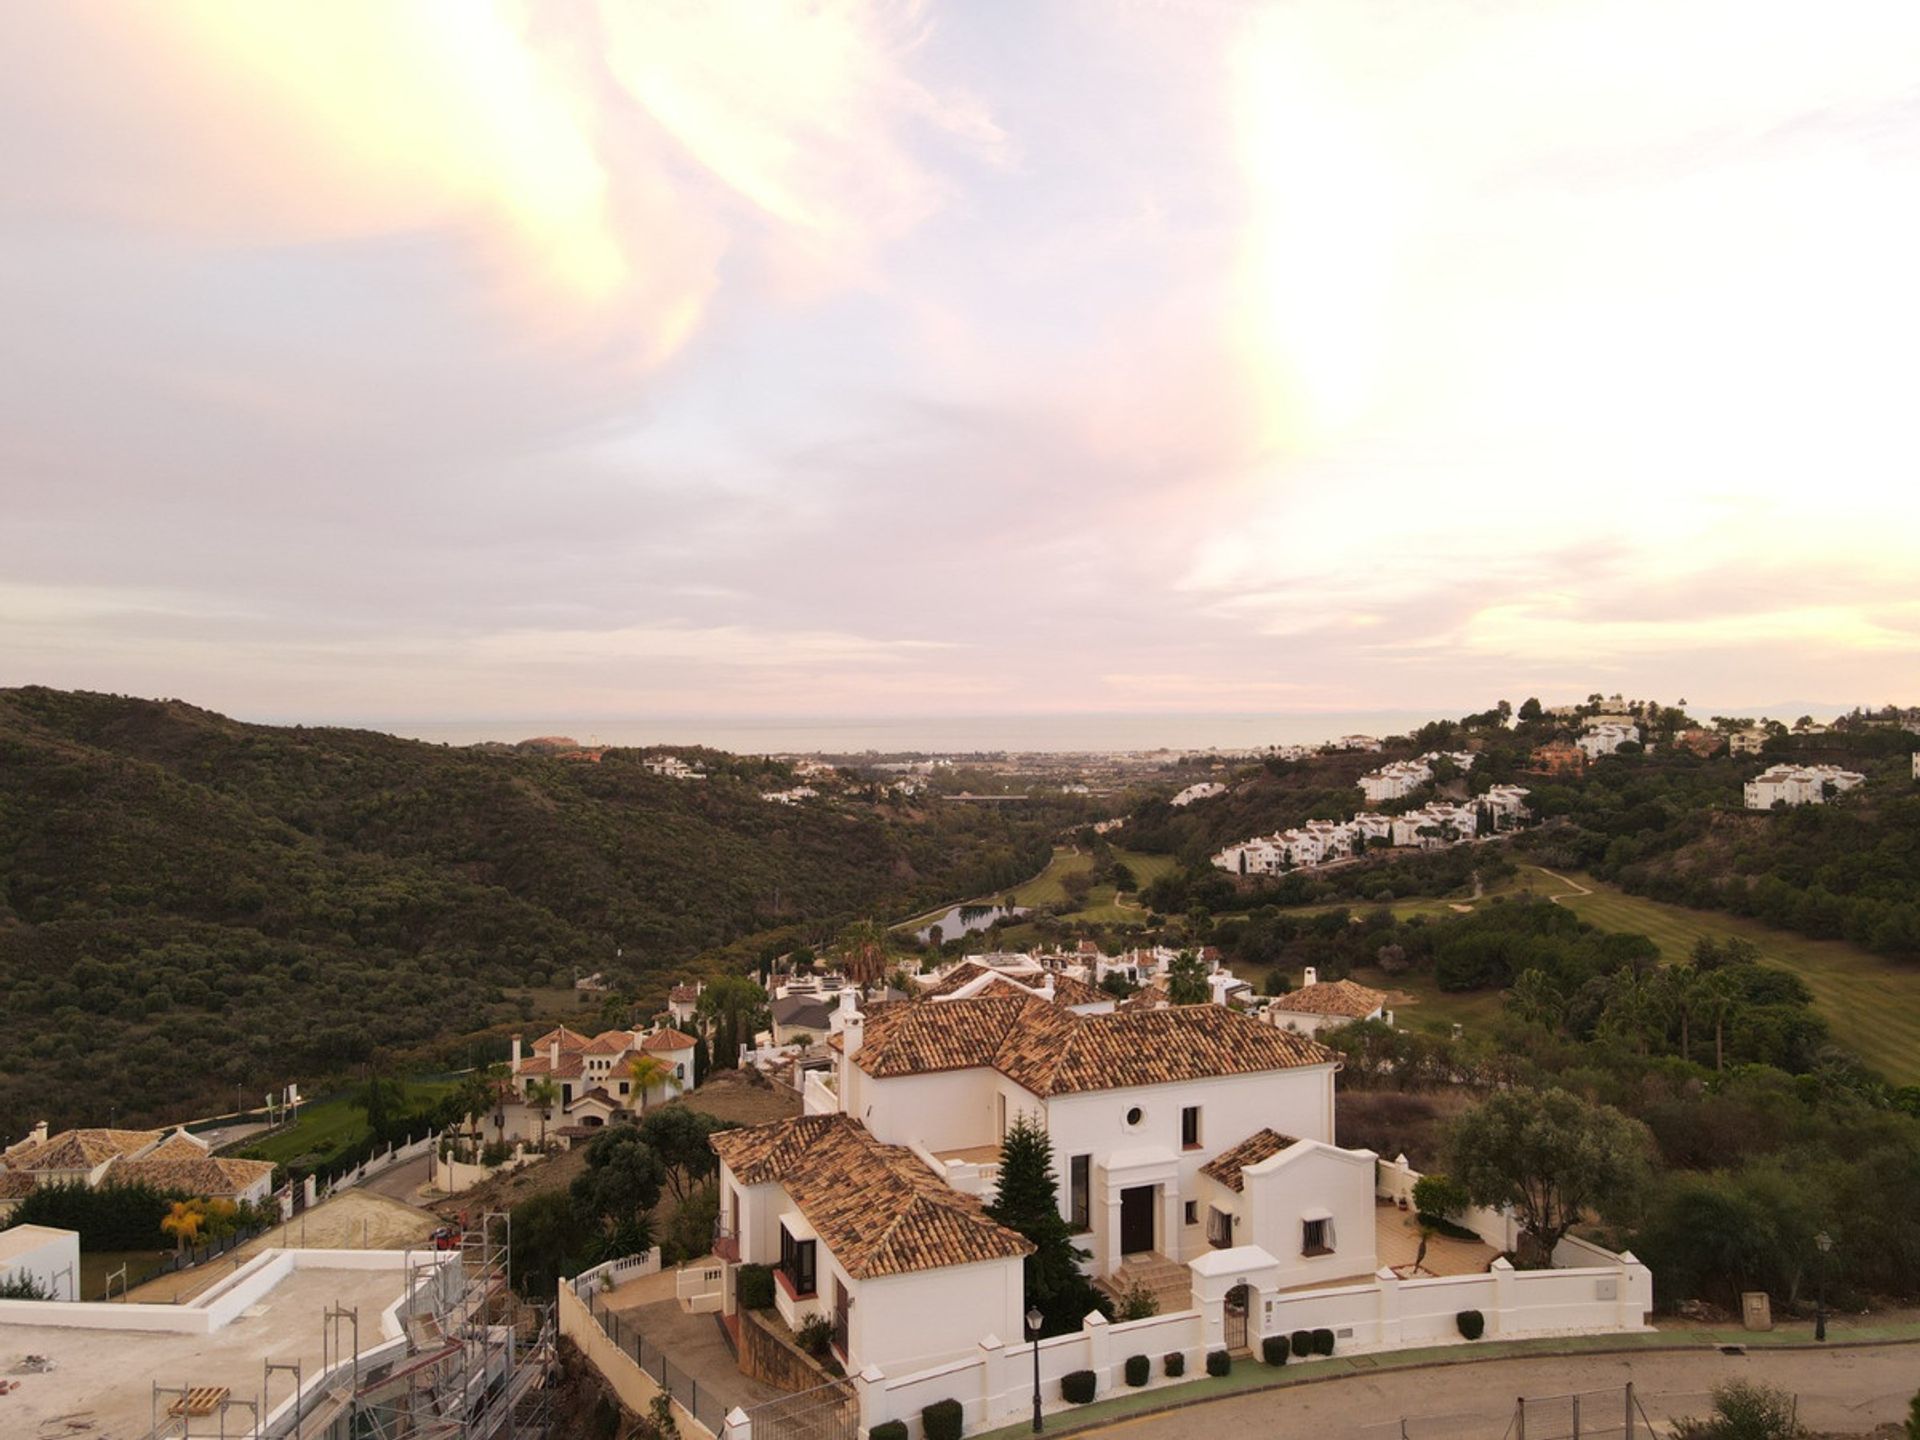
[987,1113,1103,1334]
[692,1032,710,1087]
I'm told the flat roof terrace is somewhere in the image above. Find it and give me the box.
[0,1261,413,1439]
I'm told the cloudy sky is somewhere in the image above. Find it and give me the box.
[4,1,1917,727]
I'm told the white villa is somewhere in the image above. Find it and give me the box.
[1728,727,1773,756]
[1577,723,1639,760]
[1264,969,1392,1038]
[644,754,706,780]
[761,786,820,805]
[1170,781,1227,807]
[1328,735,1383,752]
[703,990,1652,1438]
[1744,763,1866,810]
[501,1023,698,1142]
[1213,785,1528,878]
[0,1126,275,1218]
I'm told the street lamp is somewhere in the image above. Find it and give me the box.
[1814,1231,1832,1342]
[1027,1306,1044,1433]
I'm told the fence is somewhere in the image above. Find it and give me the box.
[678,1259,725,1313]
[570,1249,663,1297]
[577,1287,733,1437]
[320,1129,439,1195]
[1356,1385,1743,1440]
[160,1220,270,1276]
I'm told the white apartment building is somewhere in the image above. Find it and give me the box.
[1329,735,1383,752]
[1482,784,1533,829]
[643,754,705,780]
[1728,727,1772,756]
[502,1024,698,1141]
[1744,764,1866,810]
[1357,760,1431,804]
[1170,781,1227,807]
[1577,723,1639,760]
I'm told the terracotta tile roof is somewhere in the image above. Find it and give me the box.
[711,1115,1032,1279]
[1048,973,1109,1007]
[1268,979,1387,1018]
[670,984,702,1003]
[0,1171,36,1198]
[1199,1128,1299,1192]
[921,963,1108,1009]
[584,1031,637,1055]
[642,1028,698,1051]
[1118,982,1169,1012]
[516,1054,586,1079]
[12,1129,163,1172]
[530,1026,596,1054]
[115,1153,274,1198]
[855,995,1337,1096]
[142,1133,210,1163]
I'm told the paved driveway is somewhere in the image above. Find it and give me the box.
[605,1276,790,1419]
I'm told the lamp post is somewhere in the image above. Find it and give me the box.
[1814,1231,1832,1342]
[1027,1306,1044,1433]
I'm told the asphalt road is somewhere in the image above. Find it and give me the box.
[1074,1343,1920,1440]
[359,1151,433,1204]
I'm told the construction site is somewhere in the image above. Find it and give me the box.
[1,1214,556,1440]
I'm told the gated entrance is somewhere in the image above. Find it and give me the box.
[1224,1282,1251,1351]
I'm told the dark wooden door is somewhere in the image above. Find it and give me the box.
[1120,1185,1154,1255]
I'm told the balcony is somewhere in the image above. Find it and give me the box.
[932,1143,1002,1199]
[711,1222,739,1263]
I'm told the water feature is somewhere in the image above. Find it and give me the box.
[912,902,1029,944]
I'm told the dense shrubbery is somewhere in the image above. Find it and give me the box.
[1205,1350,1230,1377]
[1123,1354,1150,1387]
[1060,1372,1096,1405]
[1162,1352,1185,1378]
[922,1400,964,1440]
[7,1182,187,1250]
[1456,1310,1485,1340]
[1261,1336,1289,1365]
[0,687,1068,1131]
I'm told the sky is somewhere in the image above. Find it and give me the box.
[3,0,1918,727]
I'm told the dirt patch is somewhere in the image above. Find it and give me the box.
[122,1190,441,1303]
[681,1071,803,1127]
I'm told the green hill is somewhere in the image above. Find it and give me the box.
[0,688,1057,1133]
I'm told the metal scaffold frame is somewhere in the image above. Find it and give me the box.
[143,1211,554,1440]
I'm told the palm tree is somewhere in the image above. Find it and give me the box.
[1695,970,1742,1071]
[526,1078,559,1148]
[833,919,891,989]
[1599,968,1668,1056]
[1506,968,1566,1032]
[628,1053,675,1113]
[161,1199,206,1254]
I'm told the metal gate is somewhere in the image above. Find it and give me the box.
[744,1378,860,1440]
[1224,1282,1250,1351]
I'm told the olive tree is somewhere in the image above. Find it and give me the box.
[1449,1087,1650,1266]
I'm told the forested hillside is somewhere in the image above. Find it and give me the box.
[0,688,1059,1132]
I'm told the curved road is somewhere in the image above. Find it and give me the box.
[1074,1343,1920,1440]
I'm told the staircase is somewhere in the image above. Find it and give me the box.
[1099,1253,1190,1315]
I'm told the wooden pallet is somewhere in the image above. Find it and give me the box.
[168,1386,230,1417]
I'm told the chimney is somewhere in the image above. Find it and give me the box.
[839,988,858,1017]
[1304,966,1318,988]
[30,1120,49,1147]
[1038,973,1056,1000]
[549,1038,560,1069]
[511,1034,523,1070]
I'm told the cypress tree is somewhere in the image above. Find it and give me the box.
[987,1114,1103,1334]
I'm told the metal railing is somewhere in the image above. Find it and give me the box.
[588,1292,733,1437]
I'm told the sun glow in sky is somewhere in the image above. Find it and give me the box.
[2,1,1916,723]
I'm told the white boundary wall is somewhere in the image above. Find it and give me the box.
[0,1247,454,1337]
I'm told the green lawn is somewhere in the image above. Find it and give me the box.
[1519,867,1920,1086]
[240,1079,458,1167]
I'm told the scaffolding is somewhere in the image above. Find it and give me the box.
[142,1211,553,1440]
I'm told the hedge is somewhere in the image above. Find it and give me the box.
[922,1400,963,1440]
[1456,1309,1485,1340]
[1163,1352,1185,1378]
[1291,1330,1313,1358]
[1061,1371,1096,1405]
[1124,1354,1150,1388]
[1261,1335,1290,1366]
[869,1424,907,1440]
[1312,1328,1335,1356]
[735,1264,775,1311]
[1205,1350,1231,1378]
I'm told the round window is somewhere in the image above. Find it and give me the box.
[1125,1106,1144,1127]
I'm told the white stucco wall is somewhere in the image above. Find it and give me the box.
[0,1224,79,1300]
[1042,1065,1338,1269]
[845,1065,1044,1154]
[1237,1140,1379,1289]
[849,1256,1026,1377]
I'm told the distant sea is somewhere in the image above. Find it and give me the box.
[374,710,1451,755]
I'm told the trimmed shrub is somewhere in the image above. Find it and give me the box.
[1312,1328,1335,1357]
[1412,1173,1470,1221]
[796,1315,835,1357]
[735,1264,775,1311]
[1061,1371,1097,1405]
[1124,1355,1150,1388]
[1205,1350,1231,1378]
[1290,1330,1314,1358]
[1261,1335,1290,1366]
[922,1400,964,1440]
[1163,1352,1185,1378]
[1456,1309,1485,1341]
[869,1425,907,1440]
